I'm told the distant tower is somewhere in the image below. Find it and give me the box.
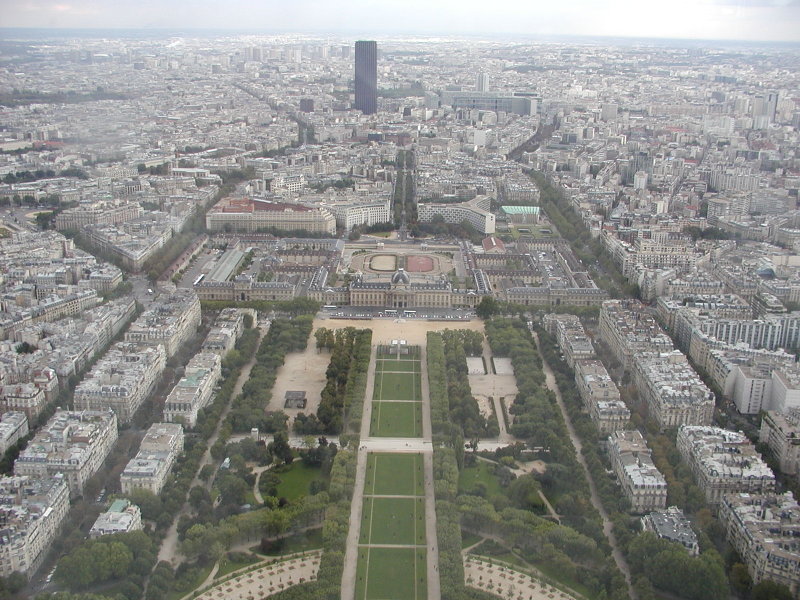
[476,72,489,92]
[354,40,377,115]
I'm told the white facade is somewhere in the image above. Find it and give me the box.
[120,423,184,496]
[0,475,70,578]
[163,352,222,428]
[14,410,118,498]
[676,426,775,504]
[608,430,668,513]
[0,412,28,455]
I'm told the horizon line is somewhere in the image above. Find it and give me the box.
[1,26,799,46]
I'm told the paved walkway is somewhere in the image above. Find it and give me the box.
[340,344,377,599]
[340,344,441,600]
[531,331,636,600]
[418,345,441,600]
[158,323,268,565]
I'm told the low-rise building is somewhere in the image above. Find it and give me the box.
[14,410,118,498]
[677,426,775,504]
[759,410,800,476]
[598,299,673,372]
[0,475,70,578]
[719,492,800,596]
[89,499,143,538]
[120,423,184,496]
[608,430,668,513]
[641,506,699,555]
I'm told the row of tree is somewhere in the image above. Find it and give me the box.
[296,327,372,434]
[534,325,740,600]
[439,330,496,439]
[223,317,314,434]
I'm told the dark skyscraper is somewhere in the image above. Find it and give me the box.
[354,40,377,115]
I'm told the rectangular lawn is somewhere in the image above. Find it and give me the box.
[359,496,426,545]
[373,371,419,401]
[370,401,422,437]
[376,359,419,373]
[365,453,424,496]
[355,546,426,600]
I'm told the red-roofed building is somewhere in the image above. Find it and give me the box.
[481,236,506,254]
[206,197,335,234]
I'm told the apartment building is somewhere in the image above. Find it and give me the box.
[73,342,167,424]
[14,410,118,498]
[0,412,28,455]
[0,384,47,423]
[542,313,595,368]
[633,351,715,429]
[759,410,800,476]
[55,199,143,231]
[124,290,200,358]
[574,359,629,434]
[163,352,221,427]
[719,492,800,596]
[120,423,184,495]
[0,475,70,578]
[598,299,673,371]
[676,426,775,504]
[608,430,668,513]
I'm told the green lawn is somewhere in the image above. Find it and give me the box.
[216,552,261,579]
[355,546,427,599]
[376,359,419,373]
[370,401,422,437]
[274,462,322,501]
[365,453,424,496]
[360,496,426,545]
[373,371,420,401]
[461,530,484,549]
[458,461,503,497]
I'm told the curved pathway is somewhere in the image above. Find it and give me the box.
[531,331,636,600]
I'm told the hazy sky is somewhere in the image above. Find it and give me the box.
[3,0,800,42]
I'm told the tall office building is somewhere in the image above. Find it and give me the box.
[476,72,489,92]
[354,40,377,115]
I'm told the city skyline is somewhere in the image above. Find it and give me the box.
[2,0,800,43]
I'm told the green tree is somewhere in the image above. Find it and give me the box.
[476,296,499,319]
[752,580,794,600]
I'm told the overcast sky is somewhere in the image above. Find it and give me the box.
[3,0,800,42]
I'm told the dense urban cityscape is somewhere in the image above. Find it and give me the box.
[0,19,799,600]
